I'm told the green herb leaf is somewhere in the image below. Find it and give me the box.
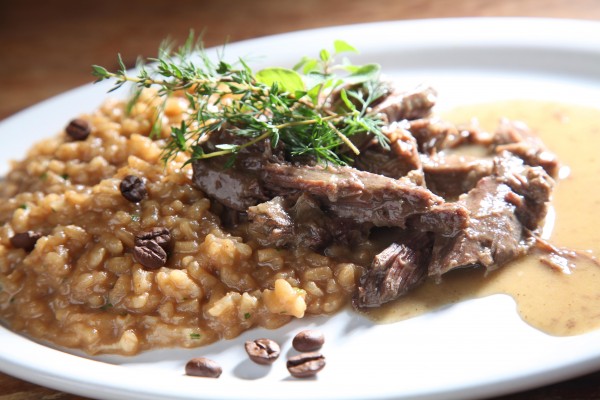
[91,65,110,82]
[301,58,319,74]
[190,333,202,340]
[244,312,251,320]
[344,63,381,85]
[339,89,356,112]
[255,67,305,93]
[333,40,358,54]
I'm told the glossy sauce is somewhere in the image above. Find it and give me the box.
[368,101,600,336]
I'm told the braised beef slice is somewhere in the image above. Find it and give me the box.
[192,159,267,211]
[247,197,295,247]
[493,119,559,178]
[422,154,494,199]
[260,162,468,229]
[406,203,469,237]
[191,127,288,212]
[247,194,369,250]
[354,233,433,308]
[406,118,466,155]
[427,157,554,279]
[353,123,422,179]
[370,85,437,122]
[494,154,555,231]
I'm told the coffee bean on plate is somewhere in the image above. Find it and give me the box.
[185,357,222,378]
[133,238,167,269]
[135,227,172,252]
[10,231,42,252]
[286,352,326,378]
[133,227,172,269]
[119,175,147,203]
[245,338,281,365]
[292,330,324,352]
[65,118,91,141]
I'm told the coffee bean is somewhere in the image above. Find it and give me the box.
[65,118,91,141]
[133,239,167,269]
[10,231,42,252]
[286,352,326,378]
[135,227,172,253]
[245,338,280,365]
[185,357,222,378]
[119,175,147,203]
[292,330,324,352]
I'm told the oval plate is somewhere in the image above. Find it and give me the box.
[1,18,600,400]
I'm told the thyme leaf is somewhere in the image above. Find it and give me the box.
[92,34,388,166]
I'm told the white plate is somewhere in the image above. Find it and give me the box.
[2,18,600,400]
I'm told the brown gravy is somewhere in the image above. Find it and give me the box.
[367,100,600,336]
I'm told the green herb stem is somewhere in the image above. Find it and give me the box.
[93,36,387,166]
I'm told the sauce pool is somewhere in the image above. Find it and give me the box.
[367,100,600,336]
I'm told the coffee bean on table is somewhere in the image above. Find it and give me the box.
[185,357,222,378]
[65,118,91,141]
[292,330,324,352]
[286,352,326,378]
[245,338,281,365]
[10,231,42,252]
[119,175,147,203]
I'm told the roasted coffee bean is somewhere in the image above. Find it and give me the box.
[244,338,281,365]
[133,239,167,269]
[135,227,172,253]
[65,118,91,141]
[10,231,42,252]
[185,357,222,378]
[292,330,324,352]
[119,175,147,203]
[286,352,326,378]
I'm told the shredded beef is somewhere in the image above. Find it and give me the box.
[192,158,267,211]
[189,83,559,309]
[354,233,433,308]
[371,85,437,122]
[260,162,468,230]
[422,154,494,199]
[353,124,422,179]
[427,156,554,279]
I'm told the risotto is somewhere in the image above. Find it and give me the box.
[0,90,367,355]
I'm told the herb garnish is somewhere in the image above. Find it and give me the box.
[189,333,202,340]
[92,33,388,166]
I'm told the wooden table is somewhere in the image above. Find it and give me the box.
[2,0,600,399]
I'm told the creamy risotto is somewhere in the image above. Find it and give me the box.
[0,90,366,355]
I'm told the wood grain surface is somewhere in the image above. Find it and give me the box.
[2,0,600,399]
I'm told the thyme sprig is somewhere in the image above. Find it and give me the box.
[92,34,388,166]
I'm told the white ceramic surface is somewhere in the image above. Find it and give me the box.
[2,18,600,400]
